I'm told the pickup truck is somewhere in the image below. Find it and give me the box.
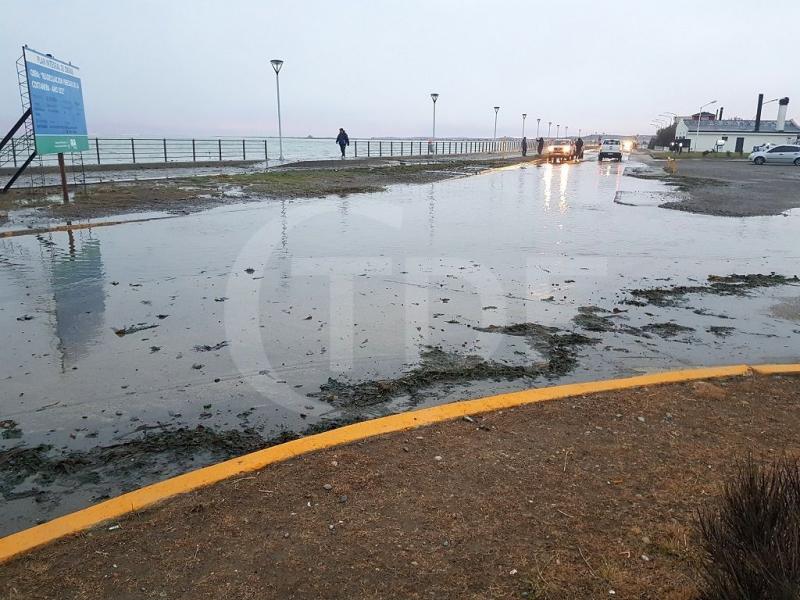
[598,139,623,161]
[544,139,577,163]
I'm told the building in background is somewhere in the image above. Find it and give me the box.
[675,97,799,152]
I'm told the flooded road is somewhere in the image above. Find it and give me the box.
[2,156,799,534]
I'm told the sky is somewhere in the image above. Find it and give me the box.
[2,0,798,139]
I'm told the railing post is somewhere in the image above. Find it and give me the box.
[131,138,136,163]
[218,139,222,161]
[242,139,246,160]
[96,138,101,164]
[354,140,358,158]
[192,139,196,162]
[367,141,370,157]
[11,138,16,167]
[390,141,393,156]
[379,141,382,157]
[163,138,167,162]
[264,139,268,161]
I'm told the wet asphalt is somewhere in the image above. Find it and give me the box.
[1,154,799,534]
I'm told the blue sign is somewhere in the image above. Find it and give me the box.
[24,47,89,155]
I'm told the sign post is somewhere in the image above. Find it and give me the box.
[22,46,88,202]
[57,153,69,203]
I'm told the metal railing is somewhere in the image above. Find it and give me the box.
[0,136,522,170]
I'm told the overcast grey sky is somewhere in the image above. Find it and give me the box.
[2,0,798,138]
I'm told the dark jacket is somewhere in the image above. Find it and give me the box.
[336,131,349,146]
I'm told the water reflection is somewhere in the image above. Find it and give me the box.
[427,183,436,245]
[41,229,106,370]
[559,163,571,214]
[542,162,553,211]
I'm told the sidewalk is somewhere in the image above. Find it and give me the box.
[2,373,798,599]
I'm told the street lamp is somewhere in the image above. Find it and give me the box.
[430,93,439,140]
[694,99,717,151]
[556,124,560,137]
[536,118,541,138]
[270,58,284,161]
[493,106,500,140]
[565,126,569,139]
[547,121,552,137]
[522,113,527,138]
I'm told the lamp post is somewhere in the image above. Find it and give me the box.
[270,59,284,161]
[694,100,717,152]
[522,113,527,138]
[536,118,541,138]
[547,121,552,137]
[578,128,581,138]
[565,126,569,139]
[556,124,560,137]
[493,106,500,141]
[430,93,439,140]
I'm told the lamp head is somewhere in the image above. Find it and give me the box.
[430,93,439,102]
[270,59,284,73]
[494,106,500,113]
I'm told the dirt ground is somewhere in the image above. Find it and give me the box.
[633,152,800,217]
[0,155,540,225]
[2,373,799,600]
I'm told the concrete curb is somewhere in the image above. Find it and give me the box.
[1,362,798,564]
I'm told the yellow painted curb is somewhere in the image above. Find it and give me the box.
[1,362,796,564]
[751,364,800,375]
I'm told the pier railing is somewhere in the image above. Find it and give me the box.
[0,136,522,169]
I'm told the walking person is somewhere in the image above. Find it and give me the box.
[521,136,528,157]
[575,136,584,160]
[537,137,545,156]
[336,128,350,158]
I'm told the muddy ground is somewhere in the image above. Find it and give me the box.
[630,152,800,217]
[2,270,796,531]
[0,155,539,225]
[2,374,799,599]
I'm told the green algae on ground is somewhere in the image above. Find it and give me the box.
[626,273,800,307]
[314,324,599,409]
[640,323,696,339]
[0,426,268,504]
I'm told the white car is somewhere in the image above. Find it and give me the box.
[544,139,577,163]
[749,144,800,166]
[598,139,623,161]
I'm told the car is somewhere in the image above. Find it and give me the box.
[598,139,623,161]
[749,144,800,165]
[545,138,577,162]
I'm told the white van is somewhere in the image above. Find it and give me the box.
[598,139,623,162]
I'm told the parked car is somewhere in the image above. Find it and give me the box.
[545,139,577,162]
[598,139,623,161]
[749,144,800,165]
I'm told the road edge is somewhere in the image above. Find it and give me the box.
[3,363,799,564]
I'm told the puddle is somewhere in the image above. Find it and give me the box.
[1,158,799,534]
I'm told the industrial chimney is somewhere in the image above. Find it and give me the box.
[755,93,764,132]
[777,97,789,132]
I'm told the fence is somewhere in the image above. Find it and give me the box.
[0,136,522,170]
